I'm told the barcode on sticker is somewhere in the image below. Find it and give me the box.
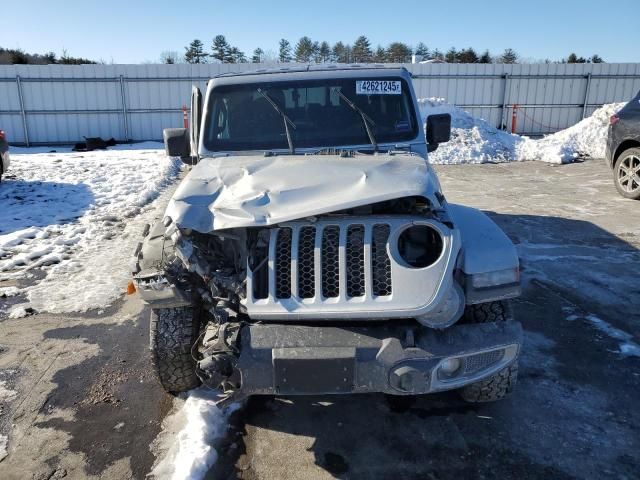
[356,80,401,95]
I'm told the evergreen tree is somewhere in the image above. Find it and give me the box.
[457,47,478,63]
[373,45,387,63]
[295,36,315,62]
[352,35,373,62]
[432,49,444,61]
[591,54,604,63]
[332,41,349,63]
[318,41,331,63]
[387,42,412,63]
[278,39,292,62]
[445,47,458,63]
[500,48,518,64]
[252,47,264,63]
[10,49,28,64]
[184,39,207,64]
[414,42,430,59]
[567,53,587,63]
[312,41,322,63]
[479,50,492,64]
[43,52,57,64]
[211,35,231,62]
[344,45,353,63]
[0,47,95,65]
[228,47,246,63]
[57,49,97,65]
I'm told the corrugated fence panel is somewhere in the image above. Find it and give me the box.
[0,78,24,142]
[1,63,639,145]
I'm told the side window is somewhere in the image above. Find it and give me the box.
[209,98,229,140]
[283,89,295,109]
[306,87,326,106]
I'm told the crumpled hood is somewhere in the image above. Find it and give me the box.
[165,153,440,232]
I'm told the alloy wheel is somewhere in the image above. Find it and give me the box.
[617,154,640,193]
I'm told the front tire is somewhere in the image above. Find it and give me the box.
[150,307,201,393]
[459,301,519,403]
[614,148,640,200]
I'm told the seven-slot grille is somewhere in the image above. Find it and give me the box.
[266,223,392,301]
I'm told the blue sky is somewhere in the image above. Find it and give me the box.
[3,0,638,63]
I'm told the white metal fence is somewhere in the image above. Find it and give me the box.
[1,63,640,145]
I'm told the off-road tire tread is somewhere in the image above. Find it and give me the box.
[150,307,200,393]
[463,300,513,324]
[460,300,518,403]
[460,362,518,402]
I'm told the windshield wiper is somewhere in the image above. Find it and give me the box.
[257,88,296,154]
[331,87,378,153]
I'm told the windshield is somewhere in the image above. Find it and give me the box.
[202,77,418,152]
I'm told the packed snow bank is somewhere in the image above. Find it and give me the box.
[0,379,17,461]
[0,144,180,314]
[516,104,622,163]
[150,388,241,480]
[418,98,624,164]
[419,98,520,164]
[0,435,8,462]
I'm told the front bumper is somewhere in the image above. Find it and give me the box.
[232,320,522,398]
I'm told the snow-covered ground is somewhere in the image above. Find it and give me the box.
[150,388,241,480]
[419,98,624,164]
[0,142,181,316]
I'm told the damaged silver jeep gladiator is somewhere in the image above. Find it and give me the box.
[132,66,522,405]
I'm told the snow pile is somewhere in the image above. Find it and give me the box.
[0,380,17,461]
[516,103,623,163]
[0,380,17,401]
[0,435,8,461]
[0,286,19,297]
[0,144,180,314]
[150,388,241,480]
[418,98,624,164]
[419,97,520,164]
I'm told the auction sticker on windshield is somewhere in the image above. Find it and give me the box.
[356,80,401,95]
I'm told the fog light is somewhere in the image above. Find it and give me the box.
[439,358,461,377]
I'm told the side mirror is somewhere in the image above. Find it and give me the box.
[426,113,451,152]
[163,128,190,162]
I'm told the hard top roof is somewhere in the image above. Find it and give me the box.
[208,65,411,87]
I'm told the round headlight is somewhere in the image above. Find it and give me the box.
[397,225,444,268]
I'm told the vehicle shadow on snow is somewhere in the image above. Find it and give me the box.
[0,178,94,235]
[209,212,639,480]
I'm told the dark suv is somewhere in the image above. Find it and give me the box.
[606,90,640,200]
